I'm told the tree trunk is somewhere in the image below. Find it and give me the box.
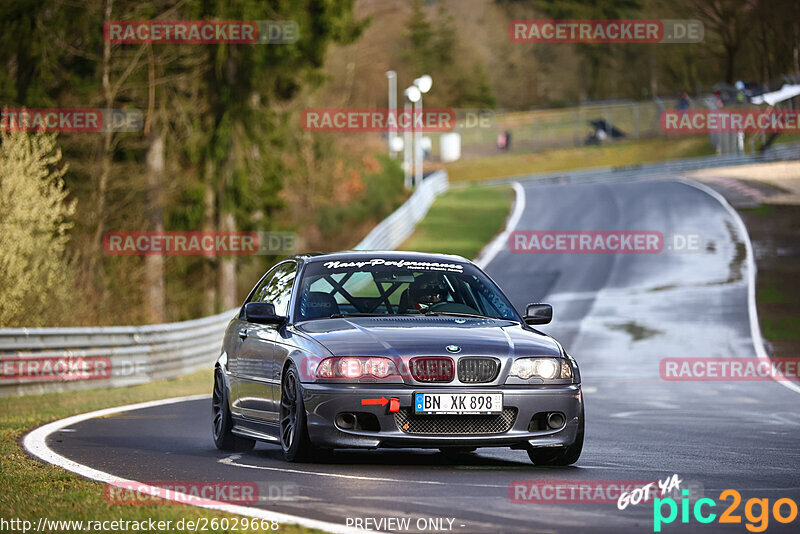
[144,131,165,323]
[91,0,114,277]
[725,44,737,84]
[216,50,239,311]
[203,158,217,315]
[649,55,658,98]
[217,141,237,311]
[218,211,237,310]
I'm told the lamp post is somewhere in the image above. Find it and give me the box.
[403,86,421,190]
[412,75,432,187]
[386,70,397,158]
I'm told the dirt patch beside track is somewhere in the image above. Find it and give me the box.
[741,204,800,358]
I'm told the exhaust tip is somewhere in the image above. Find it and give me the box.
[547,412,565,429]
[336,412,357,430]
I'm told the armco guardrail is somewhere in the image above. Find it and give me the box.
[355,169,449,250]
[0,309,236,396]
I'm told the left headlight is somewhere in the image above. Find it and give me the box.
[509,357,572,380]
[316,356,399,380]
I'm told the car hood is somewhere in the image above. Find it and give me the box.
[294,316,562,358]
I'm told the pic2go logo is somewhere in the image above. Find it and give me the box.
[654,489,799,532]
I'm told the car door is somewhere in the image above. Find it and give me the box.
[236,261,297,424]
[265,262,300,412]
[228,267,276,415]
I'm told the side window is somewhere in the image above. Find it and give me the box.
[259,262,297,317]
[239,266,279,319]
[248,272,275,306]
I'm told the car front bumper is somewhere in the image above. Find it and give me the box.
[302,383,583,449]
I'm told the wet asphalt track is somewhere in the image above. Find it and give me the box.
[47,179,800,533]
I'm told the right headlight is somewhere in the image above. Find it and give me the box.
[509,357,572,380]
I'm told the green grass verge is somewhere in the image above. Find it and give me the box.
[742,205,800,350]
[444,135,714,183]
[0,370,317,534]
[762,317,800,340]
[399,185,513,259]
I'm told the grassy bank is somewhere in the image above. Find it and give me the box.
[0,371,316,534]
[740,205,800,357]
[399,185,513,259]
[444,135,714,183]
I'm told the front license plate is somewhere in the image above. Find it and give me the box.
[414,392,503,415]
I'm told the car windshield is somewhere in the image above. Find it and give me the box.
[295,258,519,322]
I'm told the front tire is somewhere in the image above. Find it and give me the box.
[212,367,255,452]
[279,364,315,462]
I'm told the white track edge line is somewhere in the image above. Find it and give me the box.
[22,394,374,534]
[678,178,800,395]
[474,181,525,268]
[218,454,506,488]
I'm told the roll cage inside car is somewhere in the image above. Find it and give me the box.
[305,270,435,315]
[293,260,523,321]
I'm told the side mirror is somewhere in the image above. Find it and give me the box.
[244,302,285,325]
[523,303,552,325]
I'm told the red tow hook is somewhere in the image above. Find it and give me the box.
[388,397,400,413]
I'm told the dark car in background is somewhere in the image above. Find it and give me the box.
[212,251,583,465]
